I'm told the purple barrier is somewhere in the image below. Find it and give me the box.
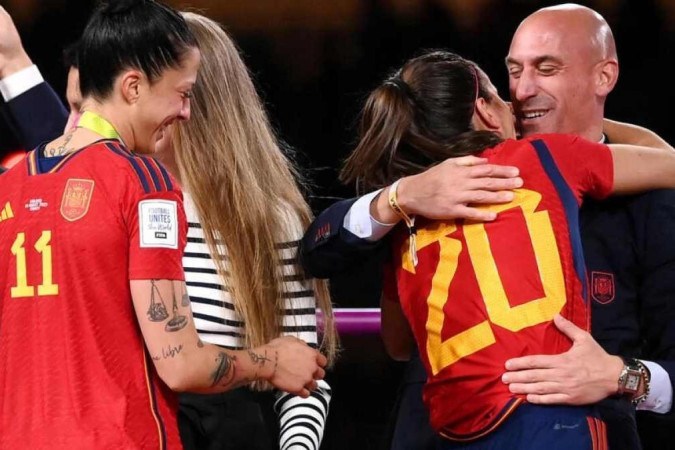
[318,308,381,336]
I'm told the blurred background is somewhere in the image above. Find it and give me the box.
[1,0,674,447]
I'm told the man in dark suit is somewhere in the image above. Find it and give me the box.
[0,6,68,150]
[302,4,675,450]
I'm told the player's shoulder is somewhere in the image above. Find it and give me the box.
[89,140,178,195]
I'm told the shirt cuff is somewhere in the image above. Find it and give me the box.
[0,65,44,102]
[343,189,396,241]
[637,360,672,413]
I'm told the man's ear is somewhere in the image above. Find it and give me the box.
[119,70,143,104]
[473,97,500,131]
[596,59,619,97]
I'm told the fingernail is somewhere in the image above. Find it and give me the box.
[501,374,509,383]
[515,177,523,187]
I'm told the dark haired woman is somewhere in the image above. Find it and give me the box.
[342,50,675,449]
[0,1,325,448]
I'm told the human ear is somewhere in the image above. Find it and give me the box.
[473,97,501,131]
[596,59,619,97]
[119,70,143,104]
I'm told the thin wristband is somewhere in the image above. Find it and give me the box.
[388,179,418,267]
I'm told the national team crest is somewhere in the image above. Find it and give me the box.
[60,178,95,222]
[591,271,615,304]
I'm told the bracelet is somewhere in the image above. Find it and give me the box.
[388,179,418,267]
[632,359,651,406]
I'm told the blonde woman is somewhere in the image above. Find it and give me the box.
[155,12,338,450]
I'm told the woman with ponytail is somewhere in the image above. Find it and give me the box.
[342,50,675,449]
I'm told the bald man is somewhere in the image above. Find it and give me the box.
[301,3,675,449]
[501,5,675,449]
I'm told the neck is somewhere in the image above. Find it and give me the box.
[80,99,135,150]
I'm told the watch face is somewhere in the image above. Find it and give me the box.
[626,373,641,391]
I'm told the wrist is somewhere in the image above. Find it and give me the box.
[0,51,32,79]
[370,186,401,225]
[607,355,625,396]
[615,357,651,405]
[252,345,278,382]
[394,176,413,216]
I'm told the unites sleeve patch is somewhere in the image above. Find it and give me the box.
[138,200,178,249]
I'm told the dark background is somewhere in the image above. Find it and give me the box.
[1,1,673,447]
[2,0,674,240]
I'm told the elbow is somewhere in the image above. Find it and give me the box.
[154,361,198,392]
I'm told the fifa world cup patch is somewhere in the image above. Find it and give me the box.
[60,178,95,221]
[139,200,178,249]
[591,271,615,304]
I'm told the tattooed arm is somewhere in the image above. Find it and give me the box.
[130,279,327,396]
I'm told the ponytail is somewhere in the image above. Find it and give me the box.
[341,50,504,192]
[340,78,414,192]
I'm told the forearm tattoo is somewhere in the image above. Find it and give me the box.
[151,344,183,361]
[211,352,236,387]
[248,349,277,379]
[165,282,188,332]
[147,280,169,322]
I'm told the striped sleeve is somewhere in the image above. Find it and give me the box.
[274,211,331,450]
[275,381,331,450]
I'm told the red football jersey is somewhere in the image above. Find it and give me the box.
[387,134,613,441]
[0,141,187,449]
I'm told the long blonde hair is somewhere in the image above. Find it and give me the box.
[174,12,337,371]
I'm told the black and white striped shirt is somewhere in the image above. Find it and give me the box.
[182,194,330,450]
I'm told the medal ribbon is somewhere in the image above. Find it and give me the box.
[77,111,123,143]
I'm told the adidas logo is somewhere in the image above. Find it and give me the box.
[0,202,14,222]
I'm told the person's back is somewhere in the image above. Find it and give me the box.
[387,134,613,438]
[0,141,184,448]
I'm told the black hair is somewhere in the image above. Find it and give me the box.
[78,0,197,99]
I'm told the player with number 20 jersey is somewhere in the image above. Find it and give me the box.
[386,134,613,441]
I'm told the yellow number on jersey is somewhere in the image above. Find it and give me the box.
[402,189,565,375]
[10,231,59,298]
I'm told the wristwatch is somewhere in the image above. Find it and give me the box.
[617,357,651,405]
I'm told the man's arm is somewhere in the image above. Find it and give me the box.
[632,189,675,414]
[604,118,673,151]
[301,156,521,279]
[130,279,326,397]
[0,6,68,148]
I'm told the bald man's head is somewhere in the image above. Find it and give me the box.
[506,3,619,140]
[533,4,616,60]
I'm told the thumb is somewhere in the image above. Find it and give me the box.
[553,314,586,342]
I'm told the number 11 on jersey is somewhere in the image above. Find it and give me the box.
[10,231,59,298]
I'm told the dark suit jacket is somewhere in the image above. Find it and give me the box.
[2,81,68,150]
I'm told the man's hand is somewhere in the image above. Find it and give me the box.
[501,315,624,405]
[0,6,32,78]
[264,336,327,398]
[396,155,522,222]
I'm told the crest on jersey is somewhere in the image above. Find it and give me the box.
[60,178,95,222]
[591,271,615,304]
